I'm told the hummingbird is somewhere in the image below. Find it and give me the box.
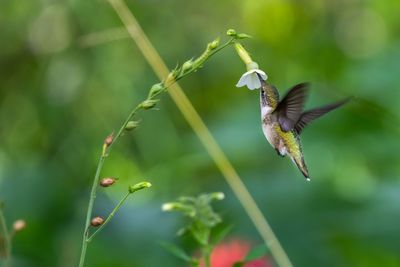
[258,76,349,180]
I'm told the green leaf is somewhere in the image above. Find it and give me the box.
[211,224,233,246]
[159,241,192,262]
[232,262,244,267]
[244,244,269,262]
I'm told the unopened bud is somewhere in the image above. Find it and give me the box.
[100,177,116,187]
[161,202,195,216]
[226,29,237,37]
[165,69,179,86]
[209,192,225,201]
[236,33,252,39]
[161,202,176,211]
[104,133,114,147]
[125,120,140,131]
[148,83,165,98]
[140,99,159,110]
[208,39,220,50]
[181,60,194,73]
[91,216,104,227]
[128,181,152,193]
[13,220,26,232]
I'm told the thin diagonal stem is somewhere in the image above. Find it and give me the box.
[108,1,293,267]
[78,154,106,267]
[0,207,11,267]
[87,192,131,242]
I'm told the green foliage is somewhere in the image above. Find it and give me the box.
[244,244,269,261]
[158,241,194,263]
[162,192,226,266]
[232,244,269,267]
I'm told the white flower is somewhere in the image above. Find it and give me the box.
[161,203,174,211]
[236,69,268,90]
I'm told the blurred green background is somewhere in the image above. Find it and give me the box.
[1,0,400,266]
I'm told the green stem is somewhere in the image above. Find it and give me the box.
[0,207,11,267]
[87,192,131,242]
[77,42,235,267]
[78,154,106,267]
[175,38,235,83]
[106,38,236,153]
[203,246,211,267]
[78,5,237,265]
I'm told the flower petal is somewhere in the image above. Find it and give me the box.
[255,69,268,80]
[247,73,261,90]
[236,73,249,87]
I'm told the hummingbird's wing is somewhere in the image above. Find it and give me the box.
[294,98,351,135]
[276,83,310,132]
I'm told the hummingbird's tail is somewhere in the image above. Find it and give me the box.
[291,155,310,181]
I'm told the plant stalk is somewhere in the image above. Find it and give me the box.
[0,207,11,267]
[87,192,131,242]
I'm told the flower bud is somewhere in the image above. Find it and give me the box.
[161,202,195,216]
[91,216,104,227]
[13,219,26,232]
[148,83,165,98]
[128,181,152,193]
[161,202,176,211]
[125,120,140,131]
[100,177,116,187]
[181,59,194,73]
[226,29,237,37]
[236,33,252,39]
[104,133,114,147]
[208,39,220,50]
[164,67,181,87]
[209,192,225,201]
[140,99,159,110]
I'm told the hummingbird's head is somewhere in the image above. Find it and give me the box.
[259,77,279,116]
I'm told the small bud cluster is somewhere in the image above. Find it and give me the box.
[100,177,116,187]
[102,132,114,156]
[181,59,194,74]
[226,29,252,39]
[104,133,114,147]
[148,83,165,98]
[162,192,225,245]
[13,219,26,232]
[125,120,140,131]
[91,216,104,227]
[208,38,220,50]
[193,38,220,67]
[129,181,152,193]
[140,99,159,110]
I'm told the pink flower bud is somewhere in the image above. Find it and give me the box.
[104,133,114,147]
[13,219,26,232]
[100,177,116,187]
[91,217,104,227]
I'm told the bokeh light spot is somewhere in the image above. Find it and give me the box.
[28,4,71,54]
[335,8,387,59]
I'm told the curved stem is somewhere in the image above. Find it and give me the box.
[78,154,106,267]
[77,18,235,267]
[87,192,131,242]
[0,207,11,267]
[203,245,212,267]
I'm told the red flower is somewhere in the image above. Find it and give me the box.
[200,239,272,267]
